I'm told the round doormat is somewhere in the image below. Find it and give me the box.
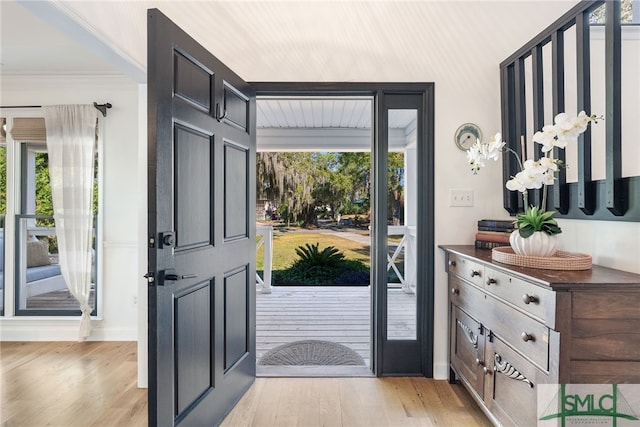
[259,340,365,366]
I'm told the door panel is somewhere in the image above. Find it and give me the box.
[148,8,256,426]
[222,83,249,131]
[174,51,213,111]
[224,267,249,371]
[224,141,249,241]
[175,282,213,415]
[174,124,213,250]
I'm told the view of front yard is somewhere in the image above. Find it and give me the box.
[257,230,370,270]
[256,220,405,286]
[256,224,371,285]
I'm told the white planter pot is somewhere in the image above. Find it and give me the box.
[509,230,558,257]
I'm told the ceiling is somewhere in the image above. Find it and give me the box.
[0,0,579,150]
[0,0,580,84]
[256,97,417,151]
[258,98,373,129]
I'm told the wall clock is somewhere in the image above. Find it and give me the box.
[454,123,482,151]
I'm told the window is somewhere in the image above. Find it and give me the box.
[15,143,98,315]
[0,114,100,317]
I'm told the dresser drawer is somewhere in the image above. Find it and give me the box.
[484,266,556,327]
[449,275,486,314]
[485,294,550,371]
[447,253,484,287]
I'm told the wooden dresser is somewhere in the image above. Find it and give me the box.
[440,245,640,427]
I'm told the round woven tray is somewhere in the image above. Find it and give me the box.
[491,246,592,270]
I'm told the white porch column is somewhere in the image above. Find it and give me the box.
[404,147,417,294]
[256,224,273,293]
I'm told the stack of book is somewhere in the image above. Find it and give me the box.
[475,219,516,249]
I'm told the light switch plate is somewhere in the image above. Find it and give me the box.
[449,189,473,207]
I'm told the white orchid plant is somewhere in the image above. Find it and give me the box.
[467,111,602,237]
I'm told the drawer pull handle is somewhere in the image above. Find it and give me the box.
[522,293,538,304]
[483,366,491,375]
[448,260,457,267]
[494,354,534,388]
[456,319,479,349]
[521,332,534,342]
[486,278,497,286]
[470,270,481,278]
[451,288,459,295]
[475,358,484,367]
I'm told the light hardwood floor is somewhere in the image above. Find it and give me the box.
[1,341,146,427]
[222,377,491,427]
[1,342,490,427]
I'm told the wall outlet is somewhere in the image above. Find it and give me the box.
[449,189,473,207]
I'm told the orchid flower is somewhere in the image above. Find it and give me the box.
[467,112,600,218]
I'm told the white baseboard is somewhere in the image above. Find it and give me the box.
[433,362,450,380]
[0,319,136,341]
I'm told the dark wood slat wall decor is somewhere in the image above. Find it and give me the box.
[500,65,520,215]
[551,30,569,214]
[499,0,638,222]
[605,0,625,216]
[514,58,527,213]
[530,45,545,209]
[576,13,595,214]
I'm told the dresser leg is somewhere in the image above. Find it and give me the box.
[449,367,458,384]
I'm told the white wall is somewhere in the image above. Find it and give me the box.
[429,71,640,380]
[0,75,143,341]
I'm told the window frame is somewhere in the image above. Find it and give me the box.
[0,113,103,318]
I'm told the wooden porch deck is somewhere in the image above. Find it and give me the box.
[256,285,417,370]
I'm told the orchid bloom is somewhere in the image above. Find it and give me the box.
[533,124,562,152]
[467,134,505,174]
[538,156,558,173]
[485,133,506,161]
[532,111,599,152]
[467,141,485,174]
[466,112,599,213]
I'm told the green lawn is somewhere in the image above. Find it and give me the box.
[257,232,370,270]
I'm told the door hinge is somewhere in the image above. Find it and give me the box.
[144,271,155,284]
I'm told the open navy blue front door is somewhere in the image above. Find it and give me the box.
[147,9,256,426]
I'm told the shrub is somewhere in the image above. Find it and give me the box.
[273,243,370,285]
[295,243,345,268]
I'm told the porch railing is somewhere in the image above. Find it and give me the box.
[256,224,417,294]
[387,225,416,294]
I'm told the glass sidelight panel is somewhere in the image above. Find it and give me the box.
[0,133,5,315]
[386,109,417,340]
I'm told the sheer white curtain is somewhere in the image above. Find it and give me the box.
[43,105,98,340]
